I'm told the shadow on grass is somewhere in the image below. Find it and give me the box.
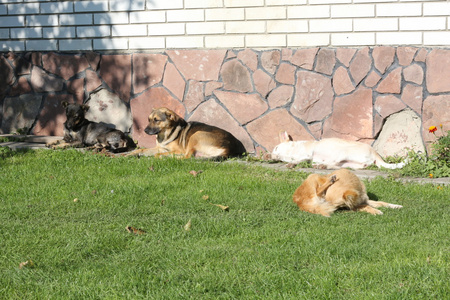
[0,146,35,159]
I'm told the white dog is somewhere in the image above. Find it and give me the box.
[271,131,405,170]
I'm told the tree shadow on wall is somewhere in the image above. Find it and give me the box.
[1,1,164,137]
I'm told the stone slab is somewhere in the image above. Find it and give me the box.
[85,88,133,133]
[373,109,425,157]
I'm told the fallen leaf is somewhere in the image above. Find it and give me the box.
[126,226,146,235]
[189,170,203,177]
[149,166,154,172]
[19,260,34,269]
[210,203,230,211]
[184,219,192,231]
[202,195,209,201]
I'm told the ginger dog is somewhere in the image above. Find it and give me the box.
[292,169,403,217]
[272,131,405,169]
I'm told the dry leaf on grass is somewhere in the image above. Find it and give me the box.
[210,203,230,211]
[202,195,209,201]
[184,219,192,231]
[126,226,146,235]
[189,170,203,177]
[19,260,34,269]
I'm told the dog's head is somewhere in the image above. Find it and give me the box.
[271,131,311,163]
[62,101,89,129]
[271,141,311,163]
[144,107,187,136]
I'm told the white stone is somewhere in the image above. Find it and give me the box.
[373,109,425,158]
[85,89,133,133]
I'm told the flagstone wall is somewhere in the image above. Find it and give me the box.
[1,47,449,155]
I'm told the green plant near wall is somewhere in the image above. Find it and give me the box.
[399,126,450,178]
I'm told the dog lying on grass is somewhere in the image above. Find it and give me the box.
[126,107,246,159]
[271,131,405,169]
[48,102,135,153]
[293,168,403,217]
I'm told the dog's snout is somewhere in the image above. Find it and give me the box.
[144,126,159,135]
[144,124,161,135]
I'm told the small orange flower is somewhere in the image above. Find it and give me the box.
[429,173,433,178]
[429,126,437,133]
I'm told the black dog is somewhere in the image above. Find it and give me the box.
[48,102,135,153]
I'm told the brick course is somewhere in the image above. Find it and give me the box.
[2,0,450,51]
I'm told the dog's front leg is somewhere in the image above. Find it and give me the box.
[125,147,167,157]
[155,151,185,159]
[50,140,83,149]
[125,149,150,157]
[46,139,63,148]
[316,175,338,197]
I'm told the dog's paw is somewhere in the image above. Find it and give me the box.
[46,141,59,148]
[330,175,339,184]
[388,204,403,209]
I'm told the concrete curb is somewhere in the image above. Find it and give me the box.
[0,134,61,150]
[229,160,450,186]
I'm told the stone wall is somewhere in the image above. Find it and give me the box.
[1,47,449,156]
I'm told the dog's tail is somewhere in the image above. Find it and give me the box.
[374,153,405,169]
[295,196,336,217]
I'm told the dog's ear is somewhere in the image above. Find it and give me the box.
[279,131,292,143]
[81,104,90,112]
[166,110,180,122]
[62,101,69,108]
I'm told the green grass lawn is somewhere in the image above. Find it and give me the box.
[0,149,448,299]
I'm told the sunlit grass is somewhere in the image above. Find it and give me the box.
[0,149,448,299]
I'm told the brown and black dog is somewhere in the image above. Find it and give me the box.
[292,169,403,217]
[48,102,135,153]
[127,107,246,159]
